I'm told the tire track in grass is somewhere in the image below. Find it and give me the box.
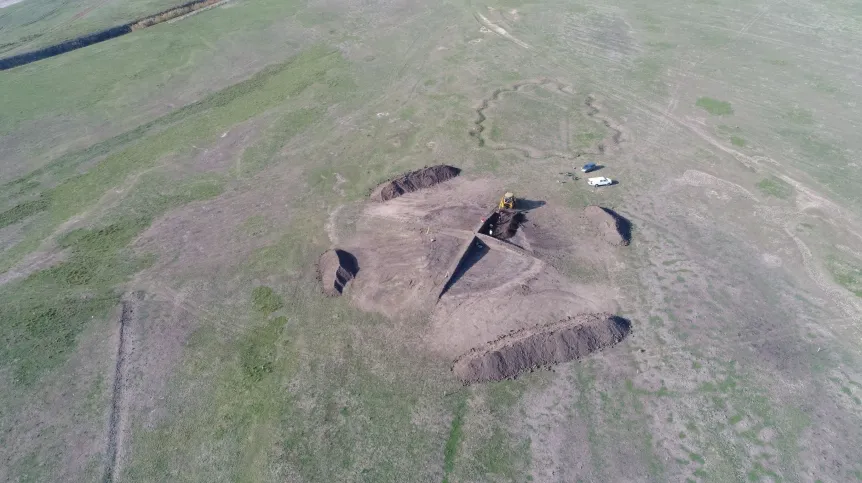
[102,296,133,483]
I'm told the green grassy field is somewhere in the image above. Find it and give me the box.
[1,0,862,481]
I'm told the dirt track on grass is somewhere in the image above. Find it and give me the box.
[452,313,631,384]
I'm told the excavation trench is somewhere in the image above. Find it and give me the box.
[318,249,359,296]
[478,209,524,240]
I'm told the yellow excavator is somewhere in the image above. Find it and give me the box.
[498,192,515,210]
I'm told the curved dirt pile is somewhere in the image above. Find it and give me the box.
[584,206,631,246]
[317,249,359,296]
[371,165,461,201]
[452,313,631,384]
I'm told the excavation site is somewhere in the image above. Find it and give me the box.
[325,165,633,383]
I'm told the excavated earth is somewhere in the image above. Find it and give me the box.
[583,205,631,246]
[333,173,631,381]
[452,313,631,383]
[317,249,359,296]
[479,209,524,240]
[370,165,461,201]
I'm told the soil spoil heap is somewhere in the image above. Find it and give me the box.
[371,165,461,201]
[452,313,631,384]
[317,249,359,296]
[584,206,631,246]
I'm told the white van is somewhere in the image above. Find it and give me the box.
[588,177,613,186]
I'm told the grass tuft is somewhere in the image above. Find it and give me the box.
[696,97,733,115]
[826,256,862,298]
[0,196,50,229]
[757,177,793,199]
[251,286,284,314]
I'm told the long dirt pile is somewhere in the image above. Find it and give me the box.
[584,206,631,246]
[452,313,631,384]
[371,165,461,201]
[317,249,359,296]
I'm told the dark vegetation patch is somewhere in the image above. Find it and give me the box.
[0,217,146,385]
[696,97,733,115]
[757,177,793,199]
[0,195,49,229]
[442,397,467,483]
[826,256,862,298]
[251,286,284,314]
[239,316,286,383]
[0,294,119,385]
[371,165,460,201]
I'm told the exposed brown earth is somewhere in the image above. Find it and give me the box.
[335,176,627,372]
[317,249,358,296]
[583,205,631,246]
[370,165,461,201]
[452,313,631,384]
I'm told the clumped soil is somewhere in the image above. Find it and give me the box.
[317,249,359,296]
[479,209,524,240]
[583,206,631,246]
[371,165,461,201]
[452,313,631,384]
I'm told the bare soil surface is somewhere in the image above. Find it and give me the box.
[452,313,631,384]
[583,205,631,246]
[370,165,461,201]
[340,176,625,364]
[317,249,358,296]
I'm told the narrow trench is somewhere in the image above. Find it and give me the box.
[102,299,133,483]
[0,0,228,70]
